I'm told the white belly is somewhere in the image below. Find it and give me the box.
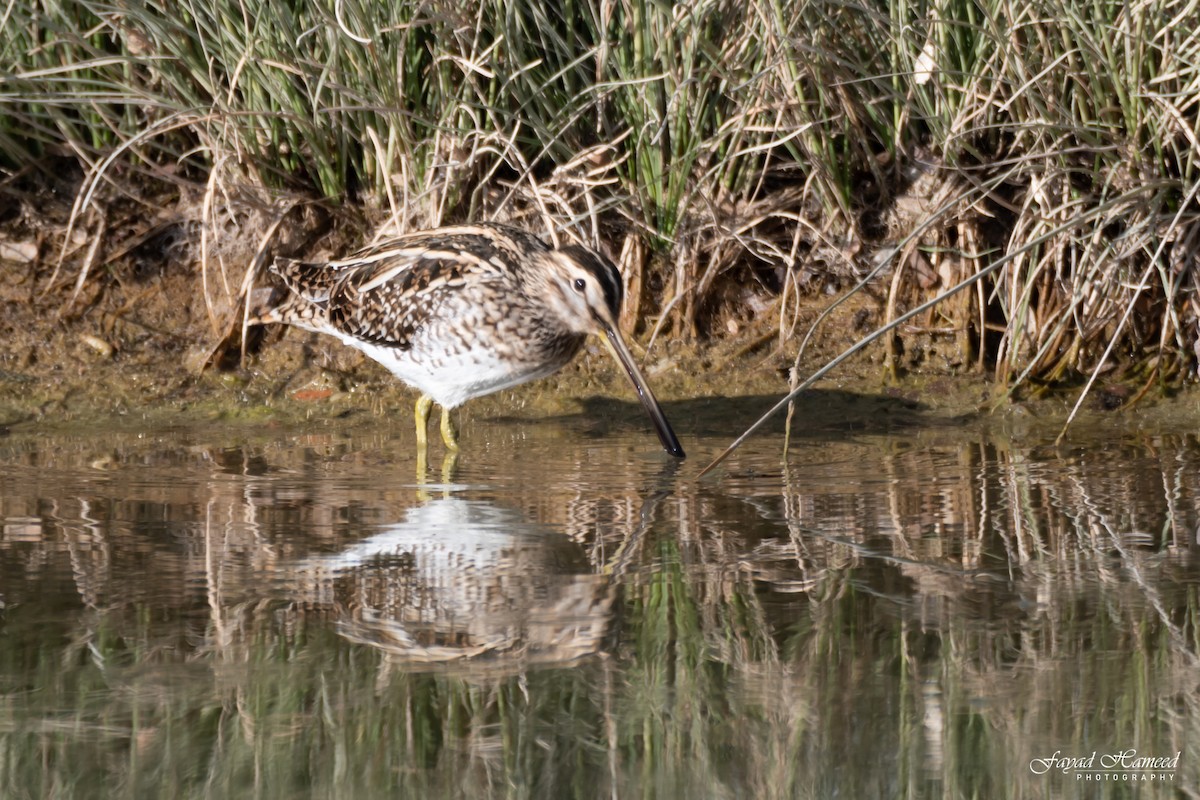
[287,293,583,408]
[343,335,573,408]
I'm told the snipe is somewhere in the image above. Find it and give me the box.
[252,223,685,458]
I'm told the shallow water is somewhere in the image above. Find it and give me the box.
[1,398,1197,799]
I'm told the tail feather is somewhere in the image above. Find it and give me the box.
[246,256,342,328]
[271,257,342,303]
[247,285,327,328]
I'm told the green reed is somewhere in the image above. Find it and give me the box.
[3,0,1200,394]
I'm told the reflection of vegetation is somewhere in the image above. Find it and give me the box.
[5,2,1200,396]
[0,429,1198,796]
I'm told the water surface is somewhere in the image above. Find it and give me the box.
[0,399,1196,798]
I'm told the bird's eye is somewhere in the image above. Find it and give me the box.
[572,278,587,293]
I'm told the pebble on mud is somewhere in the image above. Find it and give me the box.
[79,334,115,358]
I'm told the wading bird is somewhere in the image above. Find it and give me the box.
[252,223,685,458]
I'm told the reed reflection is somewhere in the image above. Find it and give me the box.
[0,426,1198,797]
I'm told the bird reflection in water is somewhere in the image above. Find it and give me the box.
[293,498,614,670]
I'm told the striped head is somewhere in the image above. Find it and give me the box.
[540,244,625,335]
[541,241,685,459]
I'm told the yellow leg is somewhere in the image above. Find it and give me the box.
[439,406,460,451]
[440,450,459,484]
[414,394,432,490]
[414,394,433,452]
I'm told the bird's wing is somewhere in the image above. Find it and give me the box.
[325,248,485,350]
[269,224,551,349]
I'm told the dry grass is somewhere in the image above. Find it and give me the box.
[3,0,1200,407]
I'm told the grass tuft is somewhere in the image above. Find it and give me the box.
[3,0,1200,399]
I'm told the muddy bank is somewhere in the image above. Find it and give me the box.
[2,191,1197,448]
[4,249,1198,454]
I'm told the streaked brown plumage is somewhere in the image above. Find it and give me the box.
[253,223,684,458]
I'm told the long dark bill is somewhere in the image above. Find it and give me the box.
[600,325,686,459]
